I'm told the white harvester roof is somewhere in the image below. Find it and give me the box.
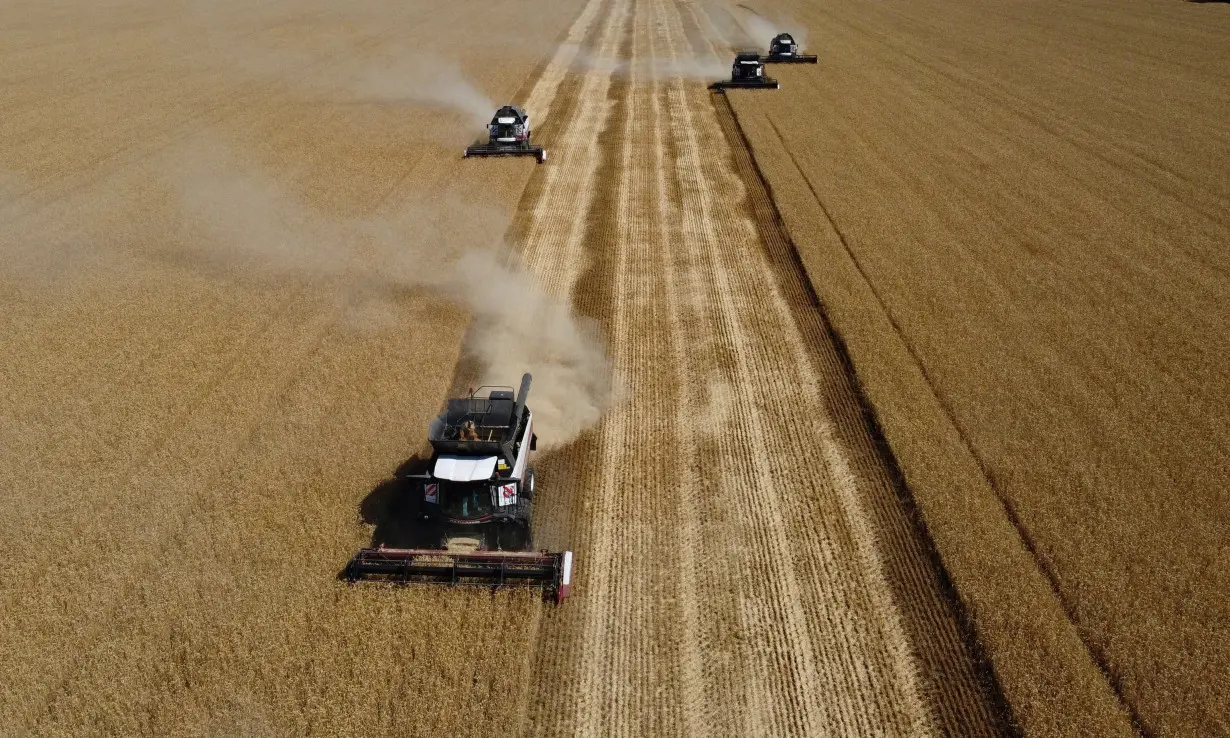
[434,455,498,482]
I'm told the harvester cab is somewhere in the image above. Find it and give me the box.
[344,373,574,603]
[463,105,547,163]
[710,51,780,90]
[762,32,818,63]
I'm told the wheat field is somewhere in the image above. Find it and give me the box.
[0,0,580,734]
[725,0,1230,735]
[3,0,1224,735]
[508,0,1002,733]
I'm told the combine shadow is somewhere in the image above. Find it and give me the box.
[337,457,439,581]
[349,455,439,559]
[343,358,486,580]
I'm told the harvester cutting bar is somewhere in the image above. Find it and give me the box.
[710,79,780,90]
[345,548,573,603]
[762,53,817,64]
[463,144,547,163]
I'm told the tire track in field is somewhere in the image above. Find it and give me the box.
[688,2,1000,732]
[517,0,632,300]
[514,0,636,716]
[646,7,824,736]
[687,3,1007,733]
[656,16,848,738]
[710,93,1005,735]
[670,6,938,732]
[639,16,707,733]
[510,0,1002,733]
[523,0,610,133]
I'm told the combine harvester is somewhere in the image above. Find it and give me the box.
[345,373,574,603]
[761,32,817,64]
[463,105,547,163]
[711,51,780,90]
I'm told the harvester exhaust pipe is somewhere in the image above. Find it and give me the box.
[514,372,532,423]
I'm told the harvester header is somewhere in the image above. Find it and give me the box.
[345,547,573,602]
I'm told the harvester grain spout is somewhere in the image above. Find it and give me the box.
[513,372,532,425]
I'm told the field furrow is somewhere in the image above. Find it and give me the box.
[722,0,1229,733]
[514,0,1001,734]
[8,0,1216,734]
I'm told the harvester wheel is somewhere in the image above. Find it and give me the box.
[524,467,535,500]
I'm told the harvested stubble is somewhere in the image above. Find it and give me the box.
[0,0,585,734]
[504,0,1006,734]
[724,0,1230,734]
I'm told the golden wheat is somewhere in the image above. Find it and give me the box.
[0,0,582,734]
[507,0,1002,733]
[726,0,1230,734]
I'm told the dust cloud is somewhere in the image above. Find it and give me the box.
[161,138,615,446]
[349,53,496,131]
[165,7,502,137]
[0,171,145,296]
[732,5,782,48]
[0,6,618,445]
[0,171,23,226]
[709,1,809,51]
[447,251,615,449]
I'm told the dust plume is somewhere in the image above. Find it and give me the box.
[632,55,730,81]
[0,170,24,225]
[733,5,781,47]
[350,53,496,131]
[445,251,615,448]
[0,170,147,296]
[710,1,808,51]
[167,15,501,136]
[164,141,481,292]
[0,170,22,197]
[162,139,615,445]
